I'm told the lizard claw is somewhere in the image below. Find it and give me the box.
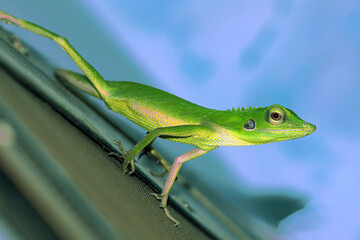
[164,207,180,227]
[113,140,127,153]
[150,169,168,178]
[151,193,180,227]
[110,140,136,175]
[108,152,122,159]
[150,192,163,200]
[122,157,135,175]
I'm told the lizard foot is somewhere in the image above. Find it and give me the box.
[150,169,168,178]
[11,35,29,55]
[147,148,170,178]
[164,207,180,227]
[151,193,180,227]
[150,192,163,200]
[110,140,135,175]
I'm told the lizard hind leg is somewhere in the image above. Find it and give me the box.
[0,10,111,100]
[55,69,102,99]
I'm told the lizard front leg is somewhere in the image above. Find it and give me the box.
[111,125,214,225]
[111,124,209,175]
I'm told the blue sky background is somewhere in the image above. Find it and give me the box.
[3,0,360,239]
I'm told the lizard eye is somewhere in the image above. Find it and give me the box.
[271,112,281,121]
[244,119,255,131]
[267,107,285,124]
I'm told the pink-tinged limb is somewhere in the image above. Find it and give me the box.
[153,148,208,226]
[0,10,23,26]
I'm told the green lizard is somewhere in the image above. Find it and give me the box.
[0,10,316,226]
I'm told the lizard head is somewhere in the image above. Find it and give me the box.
[234,104,316,145]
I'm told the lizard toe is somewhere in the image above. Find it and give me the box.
[113,140,128,154]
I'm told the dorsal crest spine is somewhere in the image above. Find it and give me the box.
[227,106,259,111]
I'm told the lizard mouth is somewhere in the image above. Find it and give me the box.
[258,123,316,137]
[259,128,310,132]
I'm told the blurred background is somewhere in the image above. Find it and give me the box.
[2,0,360,239]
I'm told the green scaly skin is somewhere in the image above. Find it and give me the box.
[0,10,316,226]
